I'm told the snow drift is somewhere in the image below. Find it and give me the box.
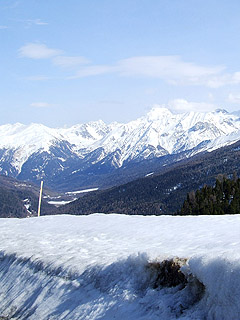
[0,214,240,319]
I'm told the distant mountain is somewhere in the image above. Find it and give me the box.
[56,139,240,216]
[1,107,240,190]
[0,175,54,218]
[232,110,240,117]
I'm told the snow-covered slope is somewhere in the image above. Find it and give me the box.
[1,107,240,187]
[0,214,240,319]
[94,108,240,165]
[0,120,109,173]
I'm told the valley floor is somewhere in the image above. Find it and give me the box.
[0,214,240,319]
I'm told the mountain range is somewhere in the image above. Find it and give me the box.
[1,107,240,191]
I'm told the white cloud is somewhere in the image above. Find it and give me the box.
[70,65,116,78]
[168,99,217,113]
[27,19,48,26]
[52,56,90,68]
[206,75,232,88]
[19,49,240,90]
[205,71,240,88]
[228,93,240,104]
[30,102,54,108]
[232,72,240,84]
[70,56,226,87]
[68,55,240,89]
[19,43,62,59]
[13,19,48,28]
[117,56,224,83]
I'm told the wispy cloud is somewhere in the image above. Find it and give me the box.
[30,102,54,108]
[19,43,62,59]
[11,18,48,28]
[29,19,48,25]
[70,56,227,87]
[0,26,8,29]
[70,65,116,78]
[117,56,224,82]
[18,43,240,89]
[206,72,240,88]
[69,56,240,89]
[52,56,89,68]
[23,19,48,27]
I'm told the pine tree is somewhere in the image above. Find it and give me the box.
[179,174,240,215]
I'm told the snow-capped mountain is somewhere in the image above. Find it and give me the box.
[1,107,240,190]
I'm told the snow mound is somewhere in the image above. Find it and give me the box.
[0,214,240,319]
[0,252,205,319]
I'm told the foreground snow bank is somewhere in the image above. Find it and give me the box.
[0,214,240,319]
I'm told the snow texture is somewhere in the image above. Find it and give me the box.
[0,214,240,319]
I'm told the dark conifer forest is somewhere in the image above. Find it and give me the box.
[180,174,240,215]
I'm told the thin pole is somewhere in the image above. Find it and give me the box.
[38,180,43,217]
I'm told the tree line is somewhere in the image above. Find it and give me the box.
[180,173,240,215]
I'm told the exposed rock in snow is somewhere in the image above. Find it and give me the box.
[1,107,240,186]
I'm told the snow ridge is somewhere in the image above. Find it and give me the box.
[1,214,240,319]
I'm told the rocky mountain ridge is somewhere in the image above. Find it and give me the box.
[1,107,240,190]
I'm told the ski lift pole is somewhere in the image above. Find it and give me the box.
[38,180,44,217]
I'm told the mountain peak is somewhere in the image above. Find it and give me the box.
[214,109,229,114]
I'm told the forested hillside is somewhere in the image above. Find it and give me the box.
[0,175,54,218]
[57,139,240,215]
[180,174,240,215]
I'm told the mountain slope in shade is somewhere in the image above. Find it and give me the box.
[0,175,55,217]
[1,107,240,190]
[56,139,240,215]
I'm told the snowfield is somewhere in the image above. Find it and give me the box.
[0,214,240,319]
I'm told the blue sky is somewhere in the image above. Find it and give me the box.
[1,0,240,126]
